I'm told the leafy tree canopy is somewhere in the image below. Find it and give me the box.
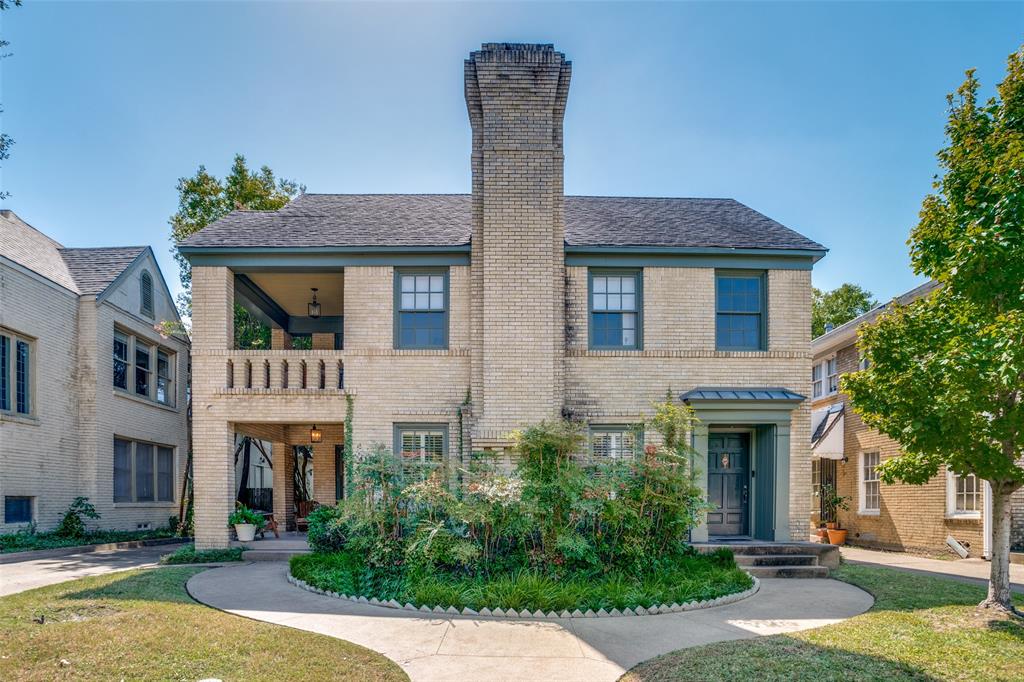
[169,154,302,314]
[812,283,876,337]
[843,45,1024,611]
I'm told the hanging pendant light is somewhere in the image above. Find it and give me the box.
[308,288,321,319]
[309,424,323,443]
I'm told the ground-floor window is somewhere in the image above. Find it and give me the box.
[114,437,175,503]
[947,470,981,517]
[395,424,447,482]
[4,495,33,524]
[859,451,881,514]
[588,425,642,464]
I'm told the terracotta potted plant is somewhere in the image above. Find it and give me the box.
[818,484,851,545]
[229,504,265,543]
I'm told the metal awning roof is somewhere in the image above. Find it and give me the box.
[680,387,807,402]
[812,403,845,460]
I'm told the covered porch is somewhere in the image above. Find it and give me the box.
[233,421,347,533]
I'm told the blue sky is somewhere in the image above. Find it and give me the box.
[3,1,1021,304]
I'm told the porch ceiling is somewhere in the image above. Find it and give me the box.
[246,272,344,317]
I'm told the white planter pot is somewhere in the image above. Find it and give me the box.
[235,523,257,542]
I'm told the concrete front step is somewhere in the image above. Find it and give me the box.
[745,565,830,579]
[242,549,311,561]
[734,554,818,567]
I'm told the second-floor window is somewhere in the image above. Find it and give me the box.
[826,357,839,394]
[114,328,175,406]
[589,270,642,350]
[811,358,839,398]
[715,271,766,351]
[395,269,448,350]
[0,329,32,417]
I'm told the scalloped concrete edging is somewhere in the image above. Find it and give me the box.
[286,570,760,618]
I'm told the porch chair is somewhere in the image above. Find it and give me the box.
[295,500,321,532]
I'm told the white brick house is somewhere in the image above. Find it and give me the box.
[181,43,827,549]
[0,210,189,533]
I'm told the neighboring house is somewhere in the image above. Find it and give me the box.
[811,280,1024,557]
[0,210,189,533]
[181,43,827,549]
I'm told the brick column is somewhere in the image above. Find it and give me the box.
[193,419,234,548]
[191,266,236,549]
[272,442,295,531]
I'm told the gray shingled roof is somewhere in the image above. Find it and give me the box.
[179,193,825,252]
[59,246,146,296]
[680,387,807,402]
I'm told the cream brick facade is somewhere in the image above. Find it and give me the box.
[1,212,189,533]
[186,43,821,548]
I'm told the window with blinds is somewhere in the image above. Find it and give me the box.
[396,424,447,481]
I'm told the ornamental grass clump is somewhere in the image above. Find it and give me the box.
[299,395,744,611]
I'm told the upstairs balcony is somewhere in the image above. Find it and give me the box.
[222,270,347,396]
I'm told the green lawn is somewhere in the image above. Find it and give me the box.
[623,565,1024,681]
[0,567,407,681]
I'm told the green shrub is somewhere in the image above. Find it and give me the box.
[306,504,349,553]
[294,398,725,609]
[55,497,101,539]
[290,550,751,612]
[160,544,244,564]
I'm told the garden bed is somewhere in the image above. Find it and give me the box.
[289,549,755,615]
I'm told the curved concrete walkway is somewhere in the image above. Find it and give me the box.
[188,563,873,681]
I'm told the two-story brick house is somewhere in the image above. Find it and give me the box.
[0,210,189,532]
[182,43,826,550]
[811,281,1024,557]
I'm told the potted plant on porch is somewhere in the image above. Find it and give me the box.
[818,484,851,545]
[229,504,265,543]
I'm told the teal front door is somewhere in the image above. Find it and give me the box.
[707,433,750,536]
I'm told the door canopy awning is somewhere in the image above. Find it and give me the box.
[680,387,806,403]
[811,403,845,460]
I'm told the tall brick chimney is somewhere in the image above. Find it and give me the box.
[465,43,572,444]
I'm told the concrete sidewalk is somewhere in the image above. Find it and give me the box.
[840,546,1024,593]
[0,542,185,596]
[187,562,873,682]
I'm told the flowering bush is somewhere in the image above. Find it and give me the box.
[309,396,711,582]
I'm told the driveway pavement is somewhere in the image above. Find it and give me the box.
[840,546,1024,593]
[0,543,185,597]
[187,562,874,682]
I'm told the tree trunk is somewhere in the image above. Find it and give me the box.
[982,482,1019,614]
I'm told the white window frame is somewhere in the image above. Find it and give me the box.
[114,327,176,408]
[826,357,839,395]
[811,363,823,398]
[859,451,881,515]
[0,328,34,417]
[394,423,447,482]
[113,437,176,504]
[946,469,982,519]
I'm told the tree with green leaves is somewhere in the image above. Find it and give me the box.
[169,154,301,315]
[844,46,1024,615]
[812,283,876,338]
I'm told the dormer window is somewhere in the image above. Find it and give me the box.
[140,271,154,318]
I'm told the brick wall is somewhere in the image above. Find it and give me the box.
[815,341,986,555]
[0,258,189,533]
